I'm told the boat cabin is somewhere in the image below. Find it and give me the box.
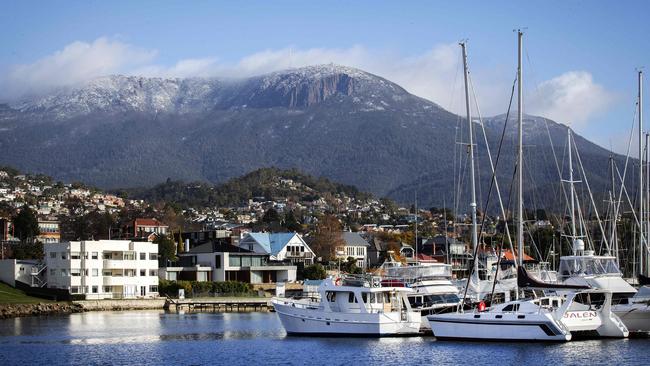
[558,255,621,280]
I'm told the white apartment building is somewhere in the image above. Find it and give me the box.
[45,240,159,299]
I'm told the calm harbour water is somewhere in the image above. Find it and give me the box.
[0,311,646,365]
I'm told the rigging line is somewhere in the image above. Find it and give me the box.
[615,164,650,257]
[469,73,518,251]
[543,118,570,215]
[490,152,519,302]
[460,78,518,308]
[615,101,640,221]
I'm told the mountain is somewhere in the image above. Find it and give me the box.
[125,167,374,209]
[0,64,631,210]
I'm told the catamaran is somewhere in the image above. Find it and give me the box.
[271,276,421,336]
[427,32,628,342]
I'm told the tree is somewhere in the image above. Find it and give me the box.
[262,208,281,224]
[283,210,302,232]
[310,214,344,261]
[342,256,362,274]
[13,207,40,242]
[155,234,177,265]
[60,197,90,240]
[12,241,44,260]
[302,263,327,280]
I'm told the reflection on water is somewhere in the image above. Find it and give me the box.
[0,311,646,365]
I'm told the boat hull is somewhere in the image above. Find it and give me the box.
[427,312,571,342]
[614,305,650,333]
[273,301,420,336]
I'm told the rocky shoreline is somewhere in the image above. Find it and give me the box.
[0,299,166,319]
[0,303,85,319]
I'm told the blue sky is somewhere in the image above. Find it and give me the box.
[1,0,649,152]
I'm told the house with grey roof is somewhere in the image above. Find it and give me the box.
[239,232,314,265]
[336,232,370,269]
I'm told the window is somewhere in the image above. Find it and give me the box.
[167,272,177,281]
[91,252,98,260]
[103,253,111,259]
[348,292,358,303]
[49,269,56,276]
[70,286,80,294]
[71,269,81,276]
[326,292,337,302]
[92,269,99,277]
[125,269,135,277]
[19,267,25,274]
[70,252,81,260]
[61,252,67,260]
[149,253,158,260]
[149,270,157,276]
[92,286,98,293]
[215,255,221,269]
[140,269,146,277]
[251,256,262,267]
[197,272,208,281]
[103,270,112,276]
[61,269,68,276]
[241,256,252,267]
[140,252,146,260]
[103,286,112,293]
[124,252,135,260]
[50,252,56,259]
[149,285,158,293]
[229,256,241,267]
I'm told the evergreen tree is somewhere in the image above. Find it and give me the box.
[13,207,39,242]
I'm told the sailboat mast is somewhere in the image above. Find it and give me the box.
[517,30,524,267]
[460,41,479,276]
[639,70,644,277]
[568,129,577,241]
[639,132,650,274]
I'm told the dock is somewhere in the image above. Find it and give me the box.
[164,297,273,312]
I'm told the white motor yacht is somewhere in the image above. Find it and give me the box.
[380,257,461,330]
[271,277,421,336]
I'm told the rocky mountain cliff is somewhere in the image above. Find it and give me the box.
[0,64,631,210]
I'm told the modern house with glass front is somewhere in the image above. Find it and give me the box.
[159,241,297,284]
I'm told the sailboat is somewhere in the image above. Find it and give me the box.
[427,32,628,341]
[556,72,650,333]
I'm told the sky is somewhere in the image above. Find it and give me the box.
[1,0,649,153]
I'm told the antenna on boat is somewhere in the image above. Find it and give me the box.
[460,40,479,280]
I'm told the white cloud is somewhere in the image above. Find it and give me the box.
[527,71,616,129]
[0,37,617,128]
[2,37,156,98]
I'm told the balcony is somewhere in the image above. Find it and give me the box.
[103,276,136,286]
[103,259,138,269]
[285,252,313,258]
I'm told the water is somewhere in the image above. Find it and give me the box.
[0,311,646,365]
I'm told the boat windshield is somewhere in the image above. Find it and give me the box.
[558,256,621,280]
[384,264,452,279]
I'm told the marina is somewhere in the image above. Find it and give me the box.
[0,311,647,365]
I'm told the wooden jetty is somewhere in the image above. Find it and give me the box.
[165,297,273,312]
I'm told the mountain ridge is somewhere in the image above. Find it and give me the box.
[0,64,630,209]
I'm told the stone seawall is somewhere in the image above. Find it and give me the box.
[74,299,166,311]
[0,299,166,319]
[0,303,84,319]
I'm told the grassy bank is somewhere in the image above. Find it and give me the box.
[0,282,53,304]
